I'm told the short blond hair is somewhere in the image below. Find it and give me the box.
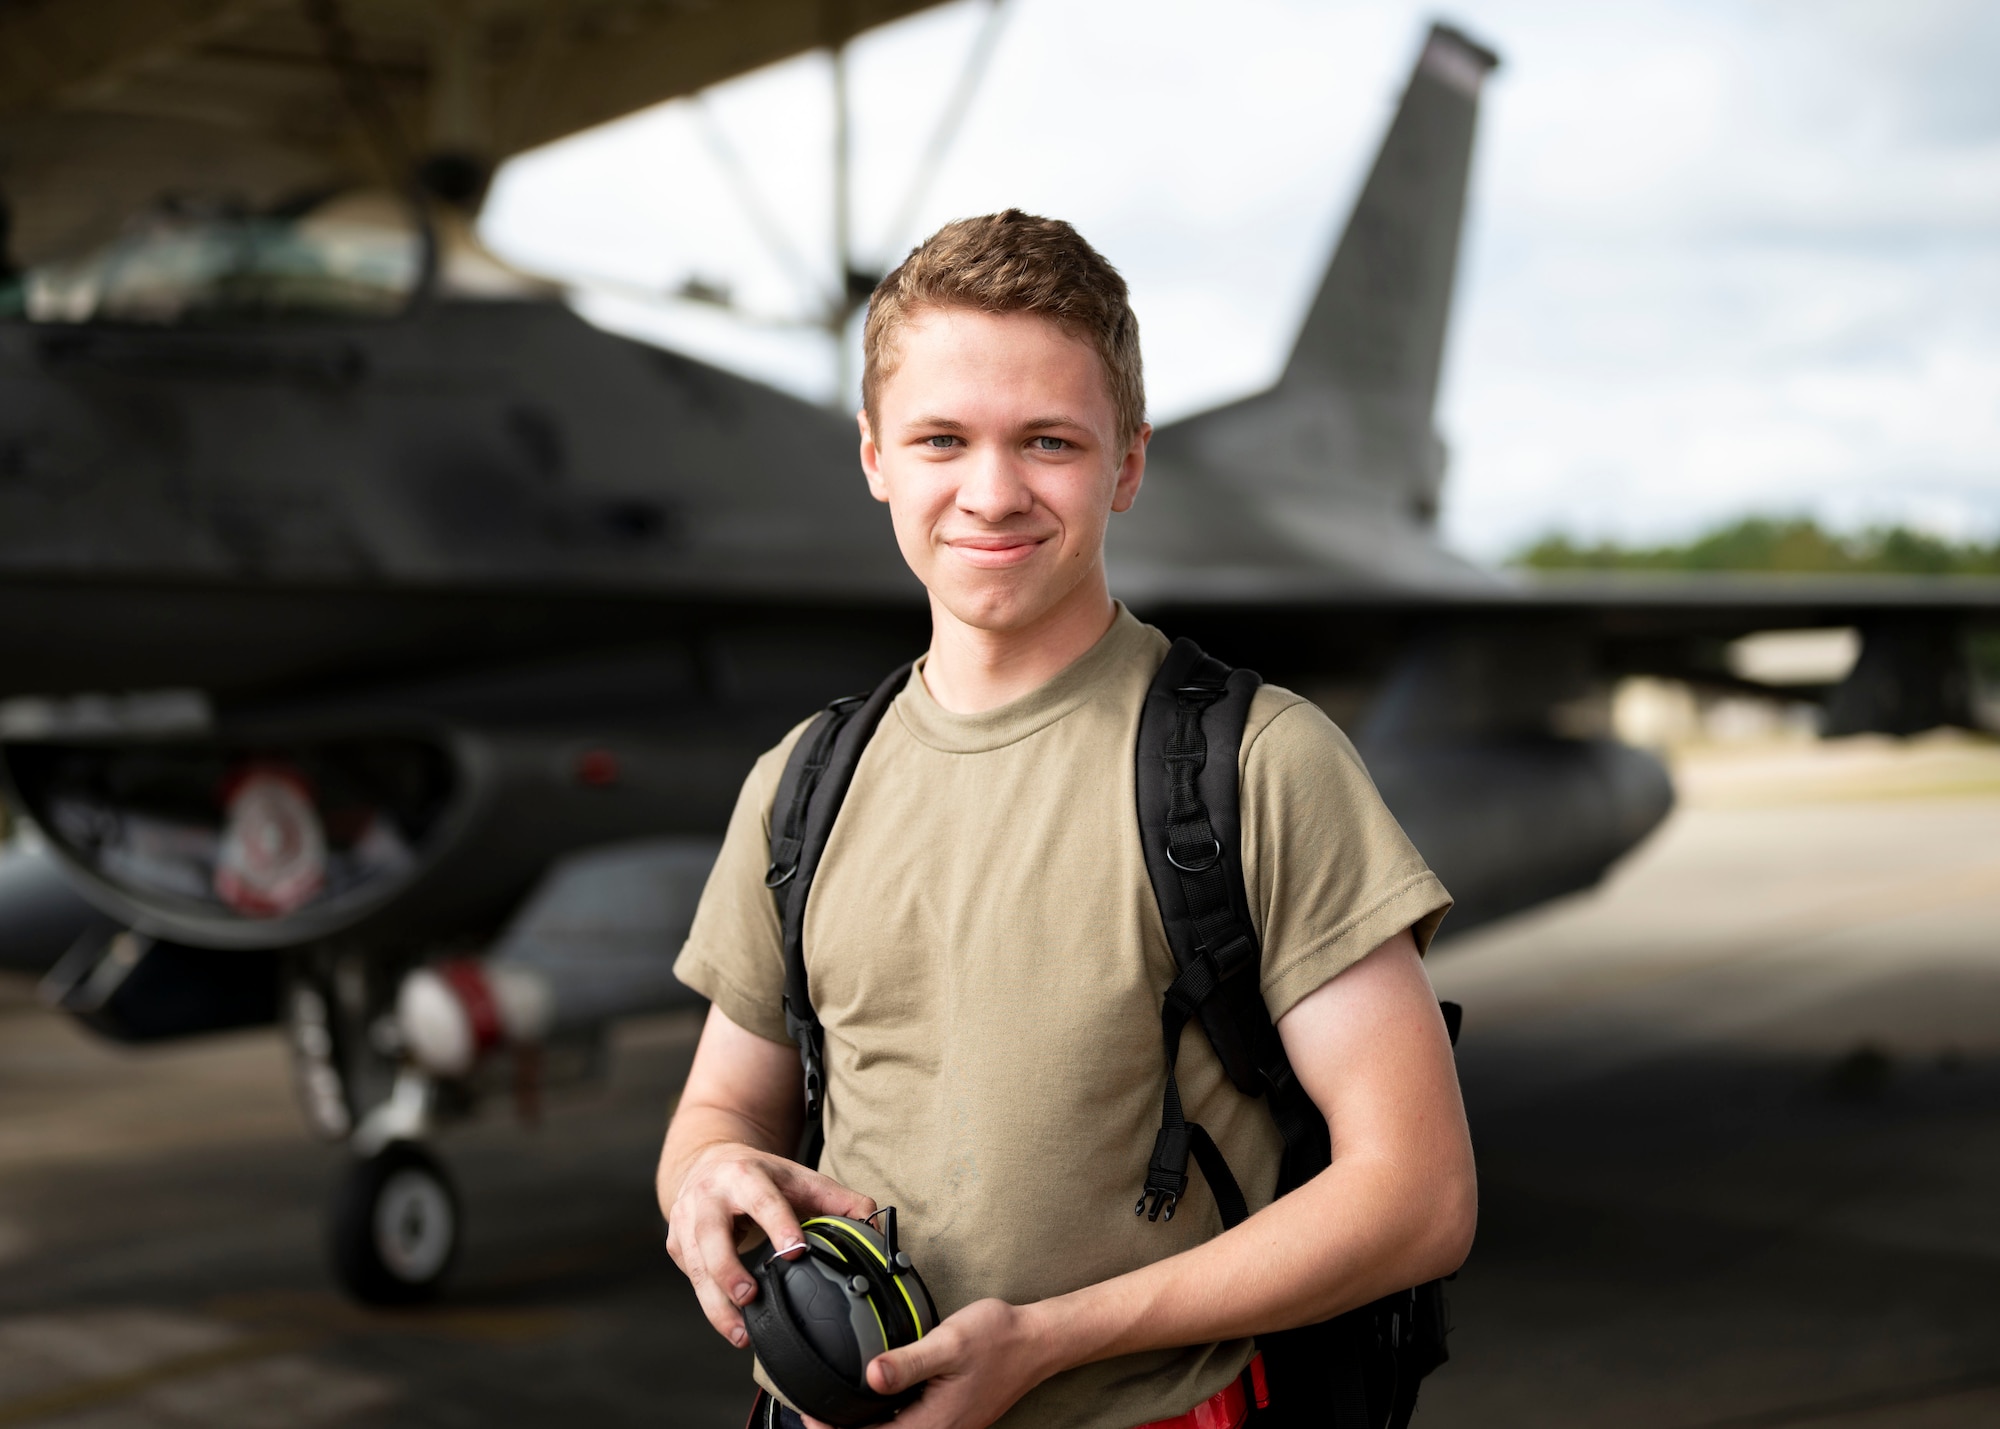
[862,210,1145,445]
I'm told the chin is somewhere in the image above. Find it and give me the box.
[938,582,1055,635]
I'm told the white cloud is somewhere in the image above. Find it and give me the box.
[481,0,2000,565]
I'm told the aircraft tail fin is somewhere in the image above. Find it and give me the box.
[1117,23,1499,583]
[1281,23,1498,416]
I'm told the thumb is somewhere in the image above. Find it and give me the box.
[869,1335,949,1396]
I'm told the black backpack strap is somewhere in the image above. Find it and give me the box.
[1134,639,1330,1224]
[1137,639,1462,1429]
[766,662,912,1145]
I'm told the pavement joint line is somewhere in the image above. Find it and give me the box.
[0,1331,313,1427]
[1665,1363,2000,1427]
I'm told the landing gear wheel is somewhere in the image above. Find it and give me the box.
[329,1141,460,1305]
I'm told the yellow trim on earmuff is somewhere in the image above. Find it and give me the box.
[802,1229,889,1354]
[802,1217,927,1341]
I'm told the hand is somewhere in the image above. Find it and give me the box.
[665,1142,877,1347]
[802,1299,1057,1429]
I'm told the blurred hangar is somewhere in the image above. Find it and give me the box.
[1,1,1997,1305]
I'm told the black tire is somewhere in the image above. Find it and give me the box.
[329,1141,461,1305]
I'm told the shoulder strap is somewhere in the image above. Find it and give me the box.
[1135,638,1331,1225]
[766,662,913,1148]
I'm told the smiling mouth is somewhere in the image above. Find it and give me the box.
[947,535,1046,568]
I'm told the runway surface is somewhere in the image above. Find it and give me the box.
[2,737,1998,1427]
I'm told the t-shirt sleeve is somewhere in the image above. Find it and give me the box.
[672,721,813,1046]
[1240,689,1453,1022]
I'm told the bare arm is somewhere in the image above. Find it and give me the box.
[658,1004,878,1347]
[845,929,1475,1429]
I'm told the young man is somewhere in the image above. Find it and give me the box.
[658,211,1475,1429]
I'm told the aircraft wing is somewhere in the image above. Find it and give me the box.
[0,0,950,266]
[1122,570,2000,743]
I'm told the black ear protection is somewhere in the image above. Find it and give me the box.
[741,1208,939,1427]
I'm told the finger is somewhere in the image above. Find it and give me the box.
[728,1166,810,1265]
[687,1264,748,1346]
[774,1163,878,1222]
[663,1220,701,1274]
[691,1194,761,1305]
[682,1202,754,1345]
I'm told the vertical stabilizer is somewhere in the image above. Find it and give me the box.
[1284,23,1498,411]
[1112,22,1501,590]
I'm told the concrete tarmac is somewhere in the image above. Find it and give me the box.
[2,739,1998,1427]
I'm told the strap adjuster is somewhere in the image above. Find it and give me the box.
[799,1041,824,1118]
[1205,933,1255,980]
[1138,1124,1191,1222]
[784,1004,826,1118]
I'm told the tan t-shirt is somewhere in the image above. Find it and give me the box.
[675,607,1451,1429]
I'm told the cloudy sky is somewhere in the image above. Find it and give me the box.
[481,0,2000,564]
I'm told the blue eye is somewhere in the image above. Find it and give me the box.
[925,435,958,449]
[1034,436,1066,452]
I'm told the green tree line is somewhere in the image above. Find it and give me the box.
[1513,517,2000,576]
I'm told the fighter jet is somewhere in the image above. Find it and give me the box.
[1,4,1994,1304]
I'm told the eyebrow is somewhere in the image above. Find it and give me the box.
[902,414,1087,433]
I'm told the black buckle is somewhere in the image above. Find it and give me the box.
[785,1008,826,1118]
[1138,1124,1190,1222]
[800,1042,824,1118]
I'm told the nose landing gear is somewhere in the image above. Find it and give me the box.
[329,1140,461,1304]
[288,958,465,1304]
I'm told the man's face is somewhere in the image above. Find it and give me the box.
[859,307,1147,635]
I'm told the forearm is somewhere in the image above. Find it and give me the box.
[655,1005,807,1220]
[847,941,1474,1429]
[1026,1146,1475,1376]
[660,1008,882,1349]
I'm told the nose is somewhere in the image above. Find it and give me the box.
[955,445,1034,523]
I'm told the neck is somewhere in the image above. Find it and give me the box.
[921,570,1118,715]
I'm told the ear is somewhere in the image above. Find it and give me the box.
[1110,421,1150,514]
[857,409,890,504]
